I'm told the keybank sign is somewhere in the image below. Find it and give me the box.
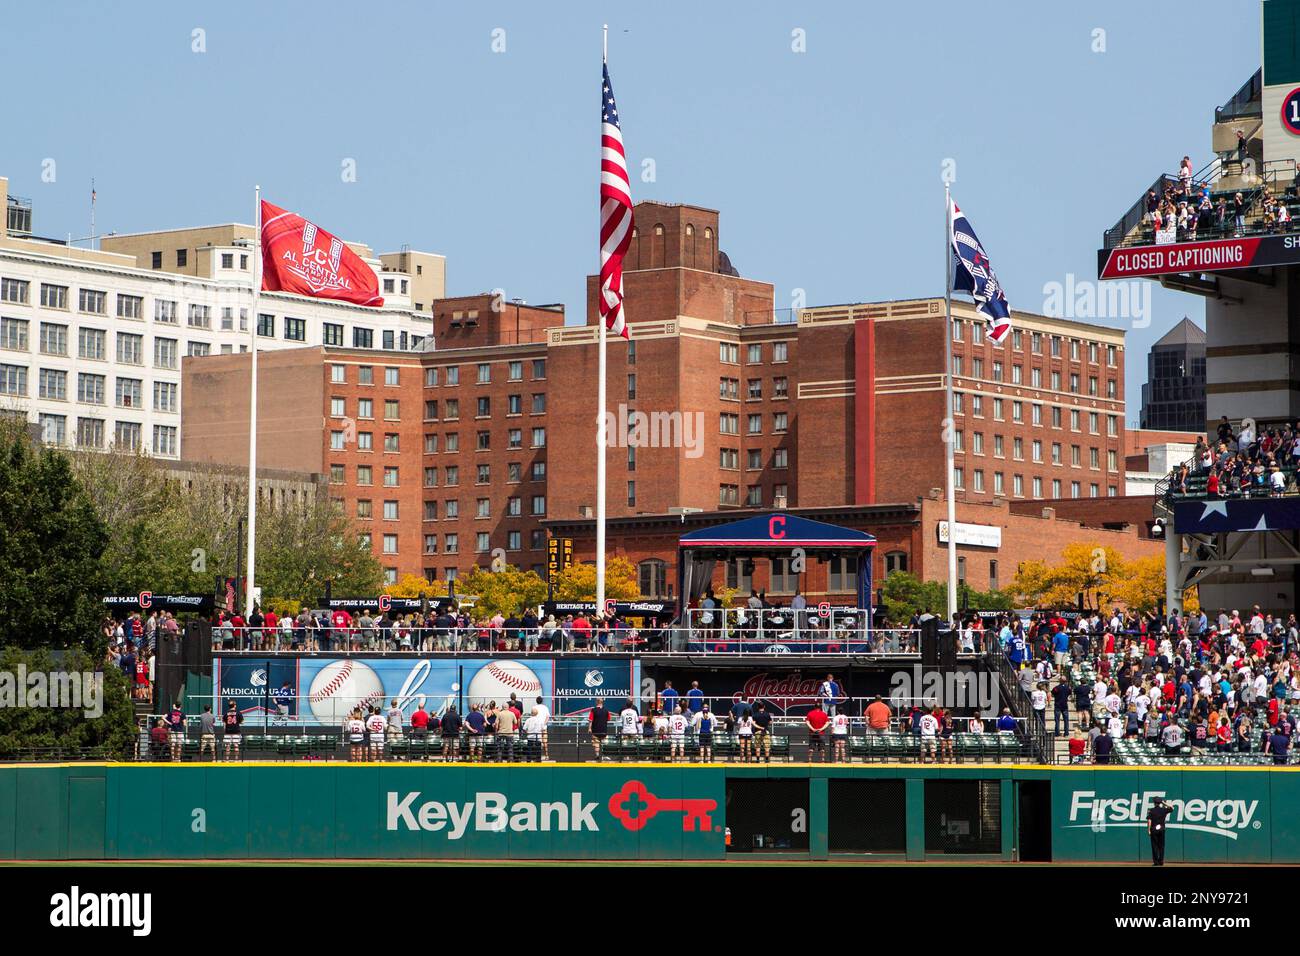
[388,792,599,838]
[387,780,720,839]
[1067,790,1261,840]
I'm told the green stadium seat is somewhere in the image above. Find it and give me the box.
[770,735,790,762]
[713,732,735,761]
[886,734,907,762]
[388,737,409,760]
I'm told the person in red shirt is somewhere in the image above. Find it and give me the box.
[1068,728,1088,763]
[571,615,592,651]
[409,703,430,737]
[805,703,829,763]
[329,608,351,653]
[263,609,279,649]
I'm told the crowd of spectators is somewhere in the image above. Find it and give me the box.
[101,610,181,702]
[207,604,666,654]
[1169,417,1300,499]
[996,604,1300,765]
[1136,147,1293,246]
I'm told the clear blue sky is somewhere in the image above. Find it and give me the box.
[0,1,1261,421]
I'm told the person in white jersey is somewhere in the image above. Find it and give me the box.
[919,709,940,764]
[668,705,690,762]
[619,701,642,741]
[533,695,551,759]
[346,709,366,762]
[366,706,387,760]
[735,712,755,762]
[831,708,851,763]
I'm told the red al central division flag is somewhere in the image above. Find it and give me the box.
[600,61,634,338]
[260,200,383,307]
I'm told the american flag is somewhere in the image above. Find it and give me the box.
[600,61,634,338]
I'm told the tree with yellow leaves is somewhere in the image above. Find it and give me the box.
[552,557,640,602]
[1012,543,1195,612]
[382,574,448,600]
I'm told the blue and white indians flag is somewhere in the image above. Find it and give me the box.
[600,61,634,338]
[949,197,1012,344]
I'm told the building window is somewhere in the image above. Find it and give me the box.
[152,425,178,457]
[0,363,27,396]
[0,278,29,304]
[76,417,104,448]
[37,368,66,400]
[116,332,143,365]
[884,551,908,574]
[827,556,858,592]
[637,559,666,596]
[115,377,143,408]
[153,381,178,412]
[0,317,28,352]
[116,294,143,320]
[78,289,106,314]
[35,322,67,357]
[114,421,141,451]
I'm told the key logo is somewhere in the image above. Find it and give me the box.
[608,779,718,832]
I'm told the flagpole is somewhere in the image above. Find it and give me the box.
[596,23,609,616]
[245,184,261,617]
[943,184,958,627]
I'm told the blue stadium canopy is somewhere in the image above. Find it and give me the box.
[677,513,875,616]
[679,513,876,549]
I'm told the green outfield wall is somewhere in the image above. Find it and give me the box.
[0,764,1296,863]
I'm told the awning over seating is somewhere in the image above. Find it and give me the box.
[678,513,877,549]
[677,513,876,618]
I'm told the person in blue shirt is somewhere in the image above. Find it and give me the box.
[1008,632,1027,667]
[274,682,292,718]
[464,703,488,761]
[820,674,843,716]
[1052,629,1070,670]
[659,680,679,715]
[685,681,704,714]
[996,708,1018,733]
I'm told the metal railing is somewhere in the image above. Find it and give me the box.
[120,709,1029,764]
[208,624,923,656]
[982,648,1051,764]
[1215,68,1262,122]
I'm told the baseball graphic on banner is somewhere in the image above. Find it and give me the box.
[467,660,544,709]
[307,659,384,723]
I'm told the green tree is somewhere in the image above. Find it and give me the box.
[70,454,384,607]
[0,647,135,758]
[879,570,1014,624]
[0,420,110,650]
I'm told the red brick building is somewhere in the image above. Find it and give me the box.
[183,199,1149,594]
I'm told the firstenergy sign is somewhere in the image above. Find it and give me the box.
[1066,791,1261,840]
